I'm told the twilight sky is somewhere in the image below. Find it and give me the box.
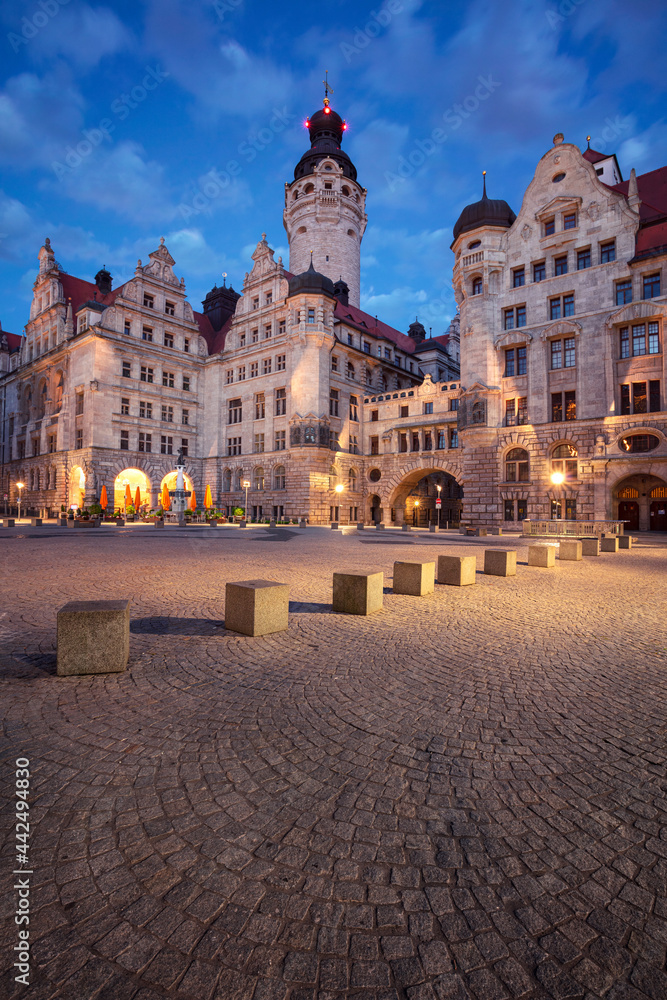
[0,0,665,337]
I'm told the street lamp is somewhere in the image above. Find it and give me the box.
[16,481,25,522]
[334,481,344,524]
[550,471,565,522]
[242,479,250,520]
[414,498,420,527]
[436,483,442,527]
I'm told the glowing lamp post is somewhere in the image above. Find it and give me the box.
[414,498,420,527]
[242,480,250,520]
[550,471,565,521]
[436,483,442,526]
[16,481,24,522]
[334,481,344,523]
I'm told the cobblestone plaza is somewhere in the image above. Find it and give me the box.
[1,525,666,1000]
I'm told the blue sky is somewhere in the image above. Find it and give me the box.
[0,0,665,337]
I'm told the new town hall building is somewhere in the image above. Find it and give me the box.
[1,100,666,531]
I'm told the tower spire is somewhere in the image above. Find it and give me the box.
[482,170,487,199]
[323,70,333,107]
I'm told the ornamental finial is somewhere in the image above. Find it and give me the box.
[323,69,333,107]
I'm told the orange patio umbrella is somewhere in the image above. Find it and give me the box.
[204,484,212,509]
[134,486,141,510]
[100,485,107,509]
[189,489,197,511]
[162,484,170,510]
[125,484,132,508]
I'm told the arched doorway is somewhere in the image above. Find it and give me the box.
[161,470,194,494]
[370,494,381,524]
[388,469,463,527]
[613,474,667,531]
[114,468,151,513]
[68,465,86,509]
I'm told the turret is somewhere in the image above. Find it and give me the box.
[283,86,367,307]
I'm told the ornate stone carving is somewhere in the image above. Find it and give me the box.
[521,224,532,241]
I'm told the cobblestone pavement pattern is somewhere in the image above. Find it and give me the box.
[1,525,666,1000]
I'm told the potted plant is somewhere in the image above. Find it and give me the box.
[125,503,135,522]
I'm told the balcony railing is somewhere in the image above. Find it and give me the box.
[522,519,625,537]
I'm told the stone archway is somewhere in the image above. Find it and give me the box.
[68,466,86,509]
[385,464,463,526]
[612,473,667,532]
[114,468,151,514]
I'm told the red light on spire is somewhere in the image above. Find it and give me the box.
[342,122,348,130]
[324,106,330,114]
[304,119,310,129]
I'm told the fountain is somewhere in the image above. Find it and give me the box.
[169,448,191,525]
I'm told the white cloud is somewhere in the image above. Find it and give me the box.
[29,5,134,70]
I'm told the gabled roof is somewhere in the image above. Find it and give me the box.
[1,329,23,352]
[59,273,124,313]
[608,165,667,257]
[334,300,416,352]
[583,147,608,165]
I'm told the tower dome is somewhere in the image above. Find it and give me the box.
[294,102,357,181]
[452,173,516,241]
[288,257,336,299]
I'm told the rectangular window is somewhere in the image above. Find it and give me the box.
[164,332,174,349]
[139,400,152,419]
[254,433,265,453]
[251,328,259,343]
[620,383,630,415]
[384,347,392,359]
[237,365,246,381]
[449,429,458,448]
[504,500,514,522]
[632,324,646,356]
[363,341,371,354]
[648,322,660,354]
[437,430,446,449]
[48,434,56,453]
[138,432,152,453]
[252,297,259,310]
[517,345,527,375]
[450,398,459,411]
[649,380,661,412]
[616,280,632,305]
[555,255,568,276]
[162,371,174,388]
[504,348,515,377]
[564,337,575,367]
[140,366,154,383]
[250,362,258,378]
[347,333,353,346]
[275,430,286,451]
[332,355,339,372]
[371,409,379,421]
[143,293,154,309]
[124,320,131,335]
[160,435,173,455]
[75,393,84,415]
[564,390,576,421]
[563,293,575,317]
[370,436,379,455]
[620,326,629,359]
[516,305,526,328]
[550,298,561,321]
[504,309,515,331]
[120,430,129,450]
[577,248,591,270]
[563,212,577,230]
[75,429,83,449]
[329,389,339,417]
[121,397,130,416]
[643,273,661,299]
[227,437,241,456]
[513,267,525,288]
[276,354,286,371]
[399,433,407,453]
[161,405,174,422]
[505,398,516,425]
[349,435,359,454]
[411,433,420,452]
[228,398,242,424]
[278,319,286,336]
[264,325,271,340]
[263,358,271,375]
[165,301,175,316]
[400,404,409,417]
[350,396,359,421]
[600,241,616,263]
[544,218,555,236]
[226,369,234,384]
[182,409,189,425]
[307,308,315,324]
[517,397,527,424]
[240,332,246,347]
[122,361,131,378]
[424,401,433,414]
[265,292,272,306]
[551,393,563,422]
[142,326,153,342]
[533,261,546,282]
[182,376,190,392]
[255,393,265,419]
[517,499,527,521]
[632,382,647,414]
[184,338,190,353]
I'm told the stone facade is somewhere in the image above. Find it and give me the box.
[453,135,667,531]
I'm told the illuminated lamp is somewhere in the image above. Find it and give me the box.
[324,107,330,114]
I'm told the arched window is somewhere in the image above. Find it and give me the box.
[223,469,232,492]
[235,469,244,491]
[254,466,264,491]
[472,276,483,295]
[505,448,529,482]
[329,465,337,489]
[342,186,350,196]
[304,183,314,194]
[349,467,357,491]
[346,361,355,380]
[551,443,578,480]
[274,465,285,490]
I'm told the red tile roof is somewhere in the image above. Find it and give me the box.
[334,299,416,351]
[583,147,608,165]
[1,329,23,352]
[59,273,124,313]
[608,165,667,256]
[195,311,232,355]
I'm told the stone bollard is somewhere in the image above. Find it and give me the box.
[269,520,276,529]
[618,535,633,549]
[1,518,16,527]
[299,519,307,528]
[356,522,365,530]
[559,539,582,561]
[437,554,476,587]
[489,528,503,536]
[30,518,43,526]
[429,524,439,533]
[401,524,411,532]
[332,571,383,615]
[581,537,600,556]
[58,517,67,527]
[331,522,339,529]
[375,523,385,531]
[528,544,556,568]
[225,579,289,637]
[484,549,517,577]
[154,519,165,528]
[239,519,247,528]
[601,536,619,552]
[208,519,218,527]
[393,561,435,596]
[475,528,488,537]
[57,600,130,676]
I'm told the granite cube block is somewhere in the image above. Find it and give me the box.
[225,580,289,637]
[57,600,130,676]
[559,539,582,561]
[484,549,517,577]
[581,537,600,556]
[437,554,476,587]
[528,544,556,568]
[332,572,383,615]
[393,561,435,596]
[618,535,633,549]
[601,536,619,552]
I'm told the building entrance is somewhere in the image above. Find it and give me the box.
[650,498,667,531]
[618,500,639,530]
